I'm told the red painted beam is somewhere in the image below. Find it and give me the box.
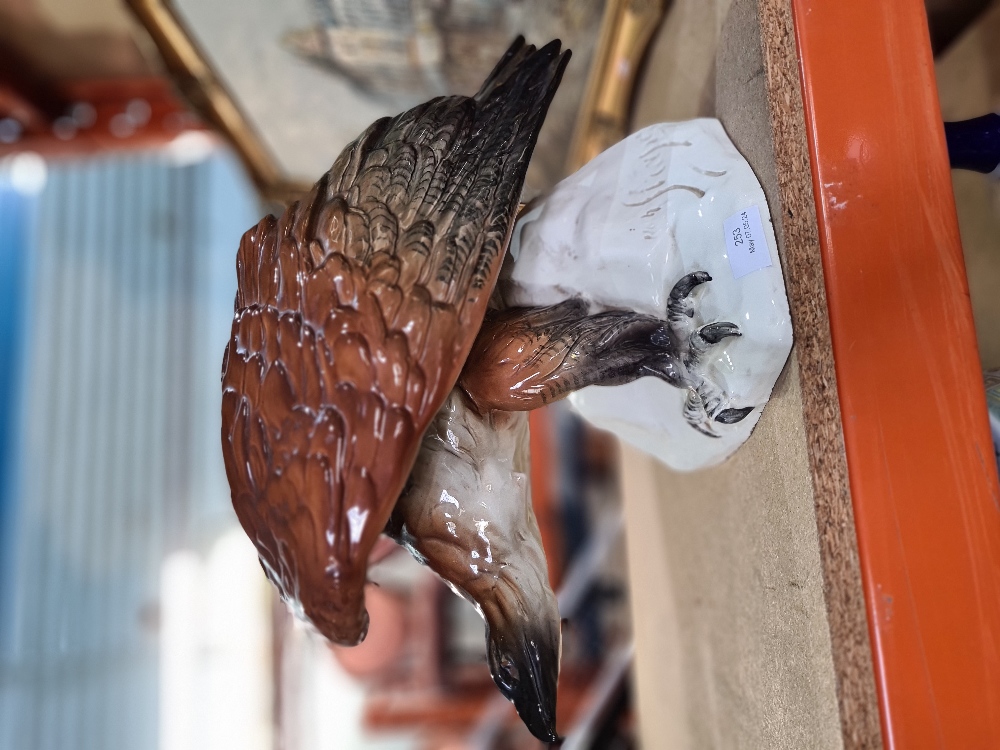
[530,408,564,590]
[0,77,202,158]
[791,0,1000,746]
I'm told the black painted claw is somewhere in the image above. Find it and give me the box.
[664,272,758,435]
[715,406,755,424]
[684,388,721,438]
[667,270,713,325]
[686,321,742,370]
[699,321,741,344]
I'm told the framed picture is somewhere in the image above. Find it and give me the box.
[127,0,666,203]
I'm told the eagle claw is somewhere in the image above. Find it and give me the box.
[666,272,754,436]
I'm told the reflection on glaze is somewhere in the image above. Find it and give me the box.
[387,390,561,743]
[220,39,569,646]
[501,119,794,470]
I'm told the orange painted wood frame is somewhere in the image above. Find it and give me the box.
[791,0,1000,746]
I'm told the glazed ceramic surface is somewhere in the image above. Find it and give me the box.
[220,40,569,647]
[502,119,793,470]
[387,390,561,741]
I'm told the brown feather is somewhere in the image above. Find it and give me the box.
[221,37,569,645]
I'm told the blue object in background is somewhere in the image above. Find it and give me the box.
[0,147,262,750]
[0,180,35,610]
[944,112,1000,174]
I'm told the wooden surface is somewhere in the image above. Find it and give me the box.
[752,0,883,744]
[623,0,869,746]
[792,0,1000,746]
[620,362,845,748]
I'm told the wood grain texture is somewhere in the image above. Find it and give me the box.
[793,0,1000,744]
[744,0,883,745]
[625,1,880,745]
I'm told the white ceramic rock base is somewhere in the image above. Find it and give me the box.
[501,119,793,471]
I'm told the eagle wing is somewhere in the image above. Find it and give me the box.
[221,38,569,645]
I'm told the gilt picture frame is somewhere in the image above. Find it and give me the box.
[126,0,667,204]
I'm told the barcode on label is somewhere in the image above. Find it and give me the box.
[724,205,772,279]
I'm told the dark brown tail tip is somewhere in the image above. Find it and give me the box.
[476,37,570,102]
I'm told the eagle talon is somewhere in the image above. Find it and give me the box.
[715,406,755,424]
[683,388,721,438]
[684,322,740,370]
[698,321,741,344]
[662,275,756,434]
[668,270,712,316]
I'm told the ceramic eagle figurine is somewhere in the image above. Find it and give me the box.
[222,35,751,743]
[221,37,570,647]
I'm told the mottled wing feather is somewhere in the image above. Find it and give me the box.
[222,38,569,644]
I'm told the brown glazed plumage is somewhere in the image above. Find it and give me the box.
[221,38,569,646]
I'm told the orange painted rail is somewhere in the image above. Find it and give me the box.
[791,0,1000,746]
